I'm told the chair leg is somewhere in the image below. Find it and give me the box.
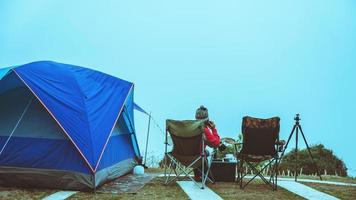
[202,155,205,189]
[165,155,195,185]
[164,155,215,190]
[165,162,174,185]
[268,158,278,191]
[242,159,276,190]
[242,162,261,189]
[236,161,240,183]
[239,160,244,189]
[202,170,215,184]
[164,155,167,178]
[274,158,278,190]
[208,170,216,184]
[202,156,215,185]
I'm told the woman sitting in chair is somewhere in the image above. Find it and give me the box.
[194,105,225,181]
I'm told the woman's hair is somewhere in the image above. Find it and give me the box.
[195,105,209,120]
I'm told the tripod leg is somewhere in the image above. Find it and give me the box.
[295,126,298,181]
[277,125,297,166]
[298,125,323,181]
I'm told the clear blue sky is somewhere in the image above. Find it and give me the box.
[1,1,355,176]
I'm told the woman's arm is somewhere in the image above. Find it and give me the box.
[204,127,221,147]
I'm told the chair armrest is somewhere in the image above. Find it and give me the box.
[275,140,286,146]
[275,140,286,152]
[221,137,242,146]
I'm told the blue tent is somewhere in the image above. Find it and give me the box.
[0,61,141,190]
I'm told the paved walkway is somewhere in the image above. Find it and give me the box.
[177,181,223,200]
[42,191,78,200]
[279,177,356,187]
[278,180,339,200]
[244,175,356,186]
[42,175,354,200]
[164,174,346,200]
[162,174,356,186]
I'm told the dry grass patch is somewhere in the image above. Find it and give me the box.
[209,181,304,200]
[2,172,355,200]
[280,175,356,184]
[303,183,356,200]
[69,178,189,200]
[0,186,54,200]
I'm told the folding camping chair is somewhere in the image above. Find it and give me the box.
[236,116,285,190]
[164,119,214,189]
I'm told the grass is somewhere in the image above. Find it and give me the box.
[70,178,305,200]
[1,170,355,200]
[0,178,305,200]
[304,182,356,200]
[147,167,356,184]
[0,186,55,200]
[279,175,356,184]
[209,180,304,200]
[68,178,189,200]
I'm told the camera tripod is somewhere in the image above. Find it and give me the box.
[279,114,322,181]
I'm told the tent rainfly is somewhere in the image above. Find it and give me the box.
[0,61,141,190]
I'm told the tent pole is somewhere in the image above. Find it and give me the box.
[122,107,141,161]
[143,112,152,167]
[0,97,33,156]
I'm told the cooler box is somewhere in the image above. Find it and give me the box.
[211,161,237,182]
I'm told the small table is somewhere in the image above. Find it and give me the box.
[210,160,238,182]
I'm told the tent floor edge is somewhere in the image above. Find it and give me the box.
[94,158,137,189]
[0,166,93,191]
[0,158,137,191]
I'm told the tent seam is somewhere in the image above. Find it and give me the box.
[93,84,134,172]
[12,69,95,173]
[67,67,95,167]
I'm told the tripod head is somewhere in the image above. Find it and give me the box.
[294,114,301,125]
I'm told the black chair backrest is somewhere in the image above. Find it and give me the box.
[166,119,205,156]
[170,134,202,156]
[241,116,280,156]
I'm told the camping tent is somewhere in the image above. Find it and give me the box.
[0,61,141,190]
